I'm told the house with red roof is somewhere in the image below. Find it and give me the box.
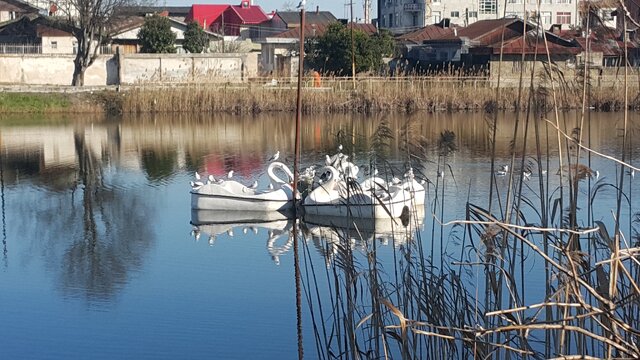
[185,4,229,30]
[209,0,270,39]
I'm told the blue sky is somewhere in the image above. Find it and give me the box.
[164,0,370,21]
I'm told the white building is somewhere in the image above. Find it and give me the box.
[378,0,583,34]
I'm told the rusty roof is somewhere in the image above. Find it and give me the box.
[396,24,457,44]
[432,18,532,46]
[495,33,581,55]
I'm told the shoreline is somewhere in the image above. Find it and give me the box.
[0,82,638,114]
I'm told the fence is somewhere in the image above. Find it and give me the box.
[0,44,114,55]
[0,43,42,54]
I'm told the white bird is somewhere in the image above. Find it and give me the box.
[208,174,215,184]
[249,181,258,189]
[500,165,509,172]
[437,170,445,178]
[195,171,201,180]
[227,170,234,178]
[523,170,531,180]
[391,177,402,185]
[250,226,258,234]
[268,151,280,162]
[338,144,343,151]
[595,170,600,179]
[208,235,216,246]
[243,228,249,234]
[227,229,234,237]
[268,183,274,190]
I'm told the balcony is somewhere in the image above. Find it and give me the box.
[403,3,424,12]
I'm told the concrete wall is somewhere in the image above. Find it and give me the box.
[0,52,258,85]
[0,54,115,85]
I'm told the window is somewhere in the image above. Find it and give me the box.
[556,11,571,24]
[438,51,448,61]
[433,0,441,3]
[468,11,478,17]
[451,11,460,17]
[541,0,551,4]
[51,41,58,49]
[602,10,614,21]
[389,13,393,27]
[432,11,441,23]
[541,11,552,24]
[479,0,496,14]
[556,0,570,3]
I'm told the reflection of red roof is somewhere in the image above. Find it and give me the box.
[228,2,269,24]
[186,5,228,28]
[204,154,264,178]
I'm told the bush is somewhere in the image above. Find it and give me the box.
[138,15,177,53]
[183,21,209,54]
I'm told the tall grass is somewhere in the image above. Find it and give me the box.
[292,15,640,358]
[117,79,640,114]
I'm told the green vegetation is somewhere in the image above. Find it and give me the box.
[305,23,395,75]
[0,93,70,113]
[183,21,209,54]
[138,15,177,54]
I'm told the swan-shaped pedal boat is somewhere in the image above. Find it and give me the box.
[191,161,295,212]
[302,165,413,218]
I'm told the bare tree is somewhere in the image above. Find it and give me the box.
[54,0,145,86]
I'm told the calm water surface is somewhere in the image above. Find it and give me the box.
[0,111,639,359]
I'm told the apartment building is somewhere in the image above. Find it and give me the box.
[378,0,585,34]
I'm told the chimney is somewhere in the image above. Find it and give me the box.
[316,6,319,14]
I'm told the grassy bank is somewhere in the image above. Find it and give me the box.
[0,79,638,114]
[0,92,104,113]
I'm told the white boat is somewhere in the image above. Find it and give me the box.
[191,161,295,211]
[302,166,413,218]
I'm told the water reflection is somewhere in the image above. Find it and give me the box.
[190,206,426,268]
[1,112,639,358]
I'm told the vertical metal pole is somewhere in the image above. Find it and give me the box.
[293,11,306,360]
[350,0,356,88]
[293,7,305,205]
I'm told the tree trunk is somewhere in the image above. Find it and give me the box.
[72,60,85,86]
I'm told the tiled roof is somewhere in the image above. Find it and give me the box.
[432,18,530,46]
[496,34,581,55]
[396,24,457,44]
[276,10,337,27]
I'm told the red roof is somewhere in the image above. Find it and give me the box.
[186,5,228,28]
[228,1,268,24]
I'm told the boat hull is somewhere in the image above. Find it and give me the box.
[302,198,409,218]
[191,192,293,211]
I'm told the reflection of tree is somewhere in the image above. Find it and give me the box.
[56,128,152,303]
[141,149,177,182]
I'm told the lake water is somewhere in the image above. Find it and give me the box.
[0,111,639,359]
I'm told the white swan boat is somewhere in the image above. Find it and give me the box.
[302,166,413,218]
[191,161,295,212]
